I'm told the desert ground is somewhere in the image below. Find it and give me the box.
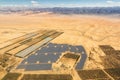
[0,13,120,69]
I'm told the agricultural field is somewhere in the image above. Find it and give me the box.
[104,68,120,80]
[77,69,111,80]
[2,73,21,80]
[21,74,73,80]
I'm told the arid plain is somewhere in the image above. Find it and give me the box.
[0,13,120,70]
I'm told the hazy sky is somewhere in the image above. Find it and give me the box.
[0,0,120,7]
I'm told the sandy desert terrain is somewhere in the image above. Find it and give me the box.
[0,13,120,70]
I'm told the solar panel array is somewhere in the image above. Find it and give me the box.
[16,43,87,71]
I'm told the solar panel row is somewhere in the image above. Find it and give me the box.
[15,37,53,58]
[17,64,52,70]
[37,44,84,53]
[76,54,87,69]
[25,64,52,71]
[26,53,60,64]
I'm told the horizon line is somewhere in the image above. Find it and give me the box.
[0,6,120,8]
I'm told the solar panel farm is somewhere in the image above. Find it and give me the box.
[0,29,120,80]
[0,12,120,80]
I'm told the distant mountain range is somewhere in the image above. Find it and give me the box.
[0,7,120,15]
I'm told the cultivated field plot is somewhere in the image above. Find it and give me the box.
[2,73,73,80]
[16,43,86,71]
[100,55,120,68]
[99,45,116,55]
[99,45,120,68]
[21,74,73,80]
[116,50,120,60]
[77,69,111,80]
[0,54,10,68]
[104,68,120,80]
[63,53,80,60]
[53,52,80,70]
[0,30,44,53]
[2,73,21,80]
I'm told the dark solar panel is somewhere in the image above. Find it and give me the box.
[36,46,60,53]
[46,53,61,62]
[25,64,52,71]
[26,53,61,64]
[47,43,56,47]
[26,55,38,64]
[59,44,69,52]
[37,54,56,63]
[68,45,77,52]
[75,46,85,53]
[76,54,87,69]
[20,59,27,64]
[37,44,69,53]
[45,46,61,52]
[16,64,26,69]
